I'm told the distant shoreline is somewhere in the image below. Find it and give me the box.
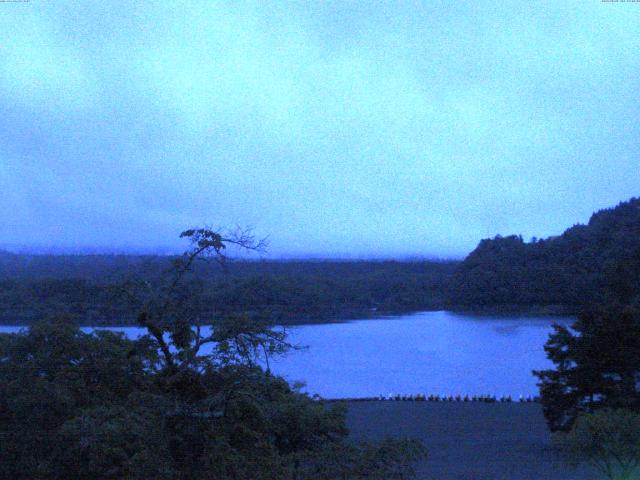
[447,304,578,317]
[326,396,540,403]
[0,305,576,329]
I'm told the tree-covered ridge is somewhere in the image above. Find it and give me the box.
[449,197,640,312]
[0,257,457,326]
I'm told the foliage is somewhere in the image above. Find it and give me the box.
[0,228,426,480]
[0,257,456,326]
[449,197,640,312]
[511,199,640,434]
[0,317,155,479]
[534,306,640,431]
[556,408,640,480]
[289,437,427,480]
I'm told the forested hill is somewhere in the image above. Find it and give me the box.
[449,197,640,313]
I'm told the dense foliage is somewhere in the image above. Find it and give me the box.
[0,228,426,479]
[449,197,640,313]
[532,215,640,431]
[556,409,640,480]
[534,305,640,431]
[0,319,425,480]
[0,254,456,326]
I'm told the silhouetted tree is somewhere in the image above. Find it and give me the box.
[534,306,640,431]
[0,228,426,479]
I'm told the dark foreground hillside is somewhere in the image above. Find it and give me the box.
[346,402,595,480]
[449,197,640,313]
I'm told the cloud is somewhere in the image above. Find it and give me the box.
[1,1,639,257]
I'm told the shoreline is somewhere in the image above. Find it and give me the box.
[325,395,540,403]
[0,305,575,329]
[446,304,578,317]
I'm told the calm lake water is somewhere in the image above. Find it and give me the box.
[0,311,572,399]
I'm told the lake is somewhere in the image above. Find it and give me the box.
[0,311,572,399]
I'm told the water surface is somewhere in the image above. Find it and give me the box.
[0,311,571,399]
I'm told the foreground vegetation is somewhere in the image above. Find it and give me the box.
[2,202,640,478]
[0,229,425,480]
[535,305,640,432]
[0,318,426,480]
[557,409,640,480]
[532,244,640,479]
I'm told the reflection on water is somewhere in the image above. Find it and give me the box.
[0,311,573,399]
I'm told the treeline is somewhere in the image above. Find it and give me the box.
[3,197,639,325]
[449,197,640,313]
[0,255,457,325]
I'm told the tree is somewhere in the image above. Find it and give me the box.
[534,306,640,431]
[0,317,155,479]
[556,408,640,480]
[449,197,640,313]
[0,227,427,479]
[118,227,277,374]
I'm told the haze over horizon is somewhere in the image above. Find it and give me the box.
[2,2,639,258]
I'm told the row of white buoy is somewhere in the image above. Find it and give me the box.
[336,394,540,402]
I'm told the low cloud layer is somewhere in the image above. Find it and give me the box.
[1,1,639,258]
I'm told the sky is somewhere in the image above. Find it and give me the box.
[1,1,639,258]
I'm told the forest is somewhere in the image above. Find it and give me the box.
[0,254,457,326]
[449,197,640,314]
[1,197,639,326]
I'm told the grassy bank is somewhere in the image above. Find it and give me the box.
[346,401,596,480]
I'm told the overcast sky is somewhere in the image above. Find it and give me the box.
[1,1,639,258]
